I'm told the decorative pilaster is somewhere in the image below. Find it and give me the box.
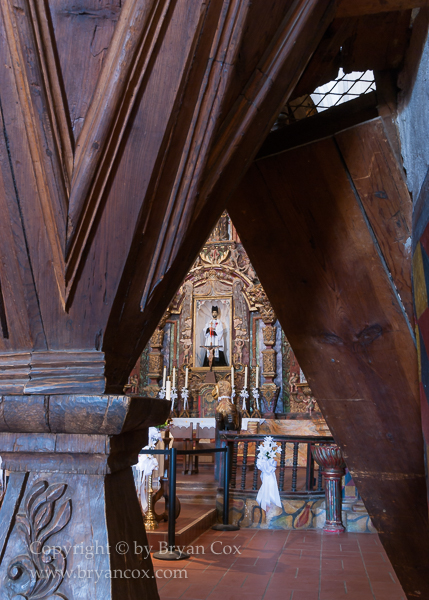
[312,444,346,533]
[144,327,166,398]
[260,322,279,418]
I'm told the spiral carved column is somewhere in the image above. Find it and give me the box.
[312,444,346,533]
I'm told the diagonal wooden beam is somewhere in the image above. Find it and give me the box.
[336,0,429,18]
[228,134,429,600]
[100,0,336,388]
[0,0,70,307]
[65,0,177,296]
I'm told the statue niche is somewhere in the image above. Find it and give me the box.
[213,380,241,431]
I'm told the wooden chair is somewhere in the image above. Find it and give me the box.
[195,424,216,473]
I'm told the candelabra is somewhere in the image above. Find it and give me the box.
[170,387,178,415]
[239,388,250,417]
[179,387,190,417]
[144,473,158,530]
[251,387,262,418]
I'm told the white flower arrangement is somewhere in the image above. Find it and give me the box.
[231,386,236,400]
[256,436,282,511]
[158,386,166,399]
[257,436,281,461]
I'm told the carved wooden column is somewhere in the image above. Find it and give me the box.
[0,394,170,599]
[258,299,280,417]
[146,328,166,398]
[312,444,346,533]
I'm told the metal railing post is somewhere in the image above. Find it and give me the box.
[212,444,239,531]
[153,448,190,560]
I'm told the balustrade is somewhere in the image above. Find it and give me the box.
[222,433,334,497]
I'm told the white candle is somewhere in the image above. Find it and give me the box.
[244,366,248,388]
[185,367,189,388]
[255,365,259,388]
[172,367,176,389]
[166,380,171,401]
[162,366,166,388]
[231,365,234,388]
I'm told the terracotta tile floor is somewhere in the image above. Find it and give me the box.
[153,529,405,600]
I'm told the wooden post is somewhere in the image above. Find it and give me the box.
[0,395,170,598]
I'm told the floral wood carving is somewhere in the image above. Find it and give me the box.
[5,481,72,600]
[245,284,276,323]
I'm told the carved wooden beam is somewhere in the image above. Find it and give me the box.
[228,120,429,599]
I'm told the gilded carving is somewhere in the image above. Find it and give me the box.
[207,211,229,241]
[150,328,165,349]
[262,324,276,346]
[245,283,276,323]
[262,349,276,378]
[5,481,72,600]
[233,338,244,365]
[200,244,230,265]
[260,382,280,414]
[148,354,163,377]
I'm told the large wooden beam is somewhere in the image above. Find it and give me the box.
[228,122,429,599]
[336,0,429,18]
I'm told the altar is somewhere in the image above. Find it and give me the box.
[128,212,321,422]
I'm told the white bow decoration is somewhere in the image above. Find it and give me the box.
[135,427,162,511]
[256,437,282,511]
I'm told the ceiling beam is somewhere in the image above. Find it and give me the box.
[336,0,428,18]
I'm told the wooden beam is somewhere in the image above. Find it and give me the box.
[336,0,429,18]
[335,119,414,325]
[101,0,336,389]
[228,137,429,599]
[257,91,379,160]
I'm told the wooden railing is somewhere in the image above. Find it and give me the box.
[221,433,334,497]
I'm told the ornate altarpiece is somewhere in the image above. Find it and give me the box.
[131,213,317,417]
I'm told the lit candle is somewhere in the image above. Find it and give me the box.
[162,366,166,388]
[166,379,171,401]
[231,365,234,388]
[255,365,259,388]
[185,367,189,388]
[244,366,248,388]
[172,367,176,389]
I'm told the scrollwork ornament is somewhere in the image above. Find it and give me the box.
[5,480,72,600]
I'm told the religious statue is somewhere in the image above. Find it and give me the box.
[203,305,228,366]
[212,380,241,431]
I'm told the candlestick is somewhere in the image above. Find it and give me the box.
[255,365,259,388]
[162,366,166,388]
[166,380,171,401]
[231,365,234,388]
[244,366,248,388]
[185,367,189,388]
[172,367,176,389]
